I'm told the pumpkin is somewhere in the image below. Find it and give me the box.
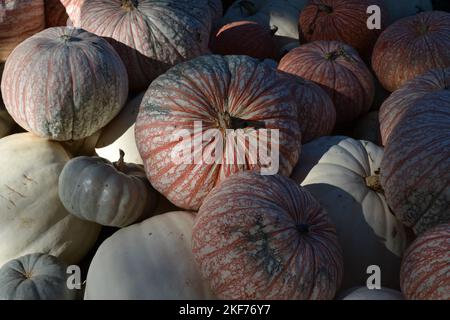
[338,287,404,300]
[135,55,301,210]
[381,91,450,234]
[192,171,343,299]
[386,0,433,24]
[295,137,409,289]
[96,92,144,165]
[0,110,14,138]
[298,0,387,59]
[0,253,75,300]
[84,211,214,299]
[0,0,45,62]
[1,27,128,141]
[400,223,449,300]
[278,41,375,124]
[209,0,223,22]
[211,21,277,60]
[352,111,381,145]
[379,68,450,145]
[0,133,101,268]
[45,0,69,27]
[278,71,336,143]
[372,11,450,92]
[66,0,212,92]
[59,150,158,228]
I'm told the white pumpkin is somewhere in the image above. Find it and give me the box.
[293,136,409,289]
[338,287,404,300]
[386,1,433,24]
[95,93,143,165]
[84,211,214,300]
[0,133,101,267]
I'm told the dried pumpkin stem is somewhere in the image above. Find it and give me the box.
[365,174,384,193]
[217,111,265,130]
[114,149,126,172]
[270,26,278,36]
[122,0,136,11]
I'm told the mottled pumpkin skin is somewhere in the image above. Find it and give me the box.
[379,68,450,145]
[68,0,212,92]
[381,91,450,235]
[136,55,301,210]
[192,171,343,300]
[372,11,450,92]
[45,0,69,27]
[400,224,450,300]
[278,41,374,124]
[0,0,45,62]
[1,27,128,141]
[298,0,386,59]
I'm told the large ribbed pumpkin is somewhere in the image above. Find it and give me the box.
[66,0,212,92]
[1,27,128,141]
[0,0,45,62]
[372,11,450,92]
[381,91,450,234]
[45,0,69,27]
[278,41,374,124]
[298,0,386,59]
[400,223,449,300]
[379,68,450,145]
[192,171,343,300]
[135,55,301,210]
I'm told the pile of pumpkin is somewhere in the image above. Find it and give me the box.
[0,0,448,300]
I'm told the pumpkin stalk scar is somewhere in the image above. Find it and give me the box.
[324,47,354,62]
[365,174,384,194]
[216,111,266,131]
[122,0,137,11]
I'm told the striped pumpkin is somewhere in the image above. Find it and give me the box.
[381,91,450,235]
[278,41,374,124]
[65,0,212,92]
[135,55,301,210]
[400,223,450,300]
[372,11,450,92]
[0,0,45,62]
[1,27,128,141]
[192,171,343,300]
[44,0,68,27]
[379,68,450,145]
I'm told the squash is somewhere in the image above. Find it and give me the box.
[400,223,449,300]
[211,21,277,59]
[84,211,214,299]
[0,133,101,268]
[209,0,223,22]
[58,150,158,227]
[295,137,409,289]
[379,68,450,145]
[386,1,433,24]
[135,55,301,210]
[193,171,343,300]
[66,0,212,92]
[0,253,75,300]
[298,0,387,59]
[45,0,69,27]
[338,287,404,300]
[0,0,45,62]
[1,27,128,141]
[279,41,375,124]
[381,91,450,234]
[352,111,381,145]
[95,92,144,165]
[372,11,450,92]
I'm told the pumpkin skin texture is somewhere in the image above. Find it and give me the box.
[298,0,386,59]
[68,0,212,93]
[296,137,409,289]
[338,287,404,300]
[0,253,75,300]
[1,27,128,141]
[0,0,45,62]
[135,55,301,211]
[211,21,277,60]
[379,68,450,145]
[0,133,101,268]
[192,171,343,300]
[45,0,69,27]
[84,211,214,300]
[58,152,158,228]
[381,91,450,235]
[400,223,449,300]
[372,11,450,92]
[278,41,375,125]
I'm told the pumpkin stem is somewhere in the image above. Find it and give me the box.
[317,4,333,14]
[270,26,278,36]
[122,0,137,11]
[217,111,266,131]
[365,173,384,193]
[324,47,354,62]
[114,149,126,172]
[417,22,429,35]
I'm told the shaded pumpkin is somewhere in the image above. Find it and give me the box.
[400,223,449,300]
[381,91,450,234]
[135,55,301,210]
[337,287,404,300]
[386,1,433,24]
[278,41,374,124]
[0,110,15,139]
[192,171,343,299]
[45,0,69,27]
[372,11,450,92]
[1,27,128,141]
